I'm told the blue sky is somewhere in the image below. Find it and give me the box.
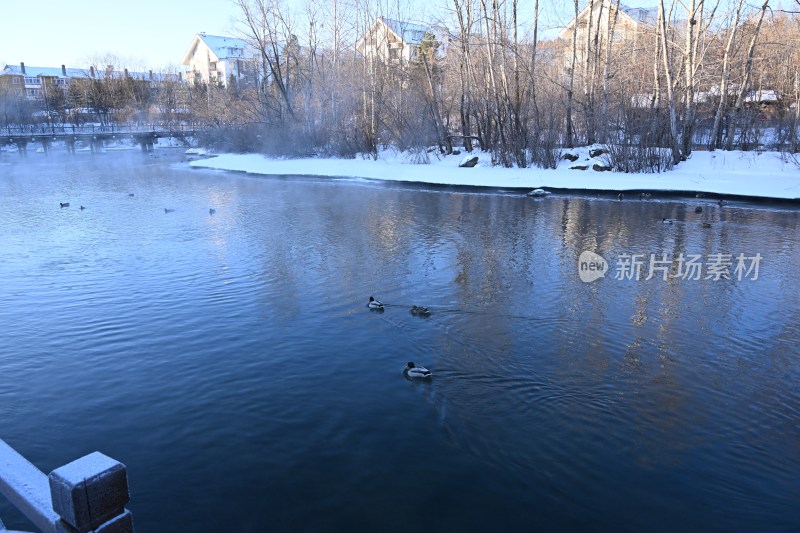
[0,0,240,70]
[1,0,725,71]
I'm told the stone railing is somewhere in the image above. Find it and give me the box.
[0,439,132,532]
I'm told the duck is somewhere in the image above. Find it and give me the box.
[209,208,216,215]
[718,199,727,207]
[128,193,135,197]
[410,305,431,317]
[695,206,702,214]
[164,208,175,214]
[662,217,675,224]
[368,296,384,310]
[404,362,432,379]
[640,192,652,199]
[59,202,69,208]
[80,205,86,210]
[702,222,712,228]
[617,193,624,201]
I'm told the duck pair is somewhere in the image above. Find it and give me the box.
[368,297,432,317]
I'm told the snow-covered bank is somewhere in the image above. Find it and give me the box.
[188,148,800,200]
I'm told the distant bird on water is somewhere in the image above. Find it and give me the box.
[662,218,674,225]
[617,193,624,201]
[209,208,216,215]
[80,205,86,210]
[164,208,175,214]
[128,193,135,197]
[410,305,431,317]
[368,296,384,310]
[695,206,703,213]
[404,362,432,379]
[60,202,69,208]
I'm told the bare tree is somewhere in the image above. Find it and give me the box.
[724,0,770,150]
[566,0,579,148]
[235,0,297,121]
[658,0,681,163]
[710,0,745,149]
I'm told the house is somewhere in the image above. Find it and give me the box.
[356,17,446,64]
[181,33,256,87]
[559,1,658,43]
[1,63,85,99]
[1,63,178,101]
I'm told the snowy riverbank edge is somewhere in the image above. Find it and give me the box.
[188,148,800,201]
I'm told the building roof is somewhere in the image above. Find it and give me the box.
[196,33,251,60]
[1,64,178,82]
[620,5,659,24]
[2,64,86,78]
[380,17,431,46]
[181,33,256,68]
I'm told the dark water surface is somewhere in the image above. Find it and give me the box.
[1,150,799,532]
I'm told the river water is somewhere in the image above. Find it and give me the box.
[0,150,798,531]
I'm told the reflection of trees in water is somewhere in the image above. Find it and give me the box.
[237,182,800,476]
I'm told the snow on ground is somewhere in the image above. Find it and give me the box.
[188,147,800,200]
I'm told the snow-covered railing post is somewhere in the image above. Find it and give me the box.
[0,439,133,532]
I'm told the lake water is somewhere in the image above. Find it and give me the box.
[1,150,799,532]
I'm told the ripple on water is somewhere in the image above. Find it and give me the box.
[0,153,799,531]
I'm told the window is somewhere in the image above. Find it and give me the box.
[209,62,217,71]
[24,76,38,84]
[12,77,21,84]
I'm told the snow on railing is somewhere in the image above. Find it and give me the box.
[0,439,132,533]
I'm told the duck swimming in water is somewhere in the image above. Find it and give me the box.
[410,305,431,317]
[368,296,384,310]
[404,362,432,379]
[662,217,674,224]
[60,202,69,208]
[164,208,175,214]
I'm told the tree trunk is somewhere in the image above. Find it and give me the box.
[658,0,681,163]
[725,0,769,151]
[710,0,744,150]
[567,0,579,148]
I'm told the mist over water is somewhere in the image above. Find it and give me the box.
[1,149,799,531]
